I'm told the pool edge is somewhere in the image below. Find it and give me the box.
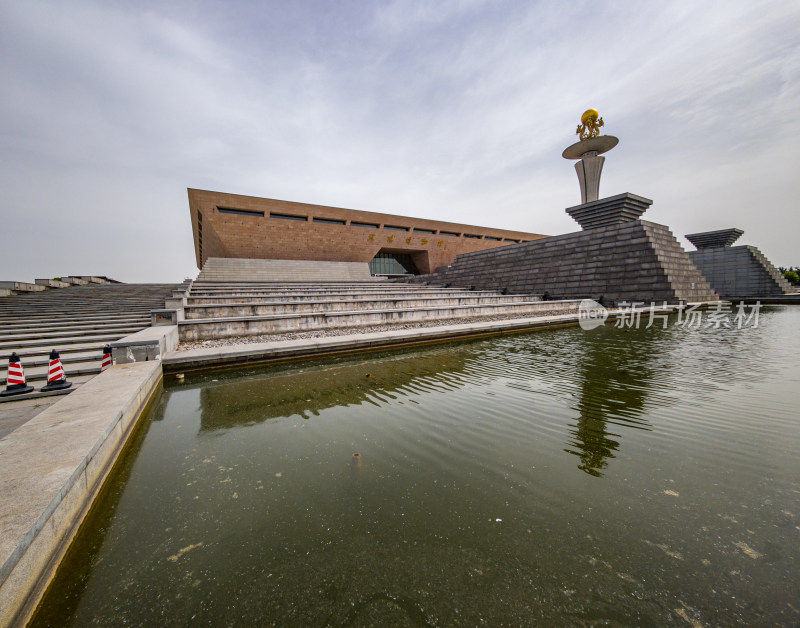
[0,362,163,628]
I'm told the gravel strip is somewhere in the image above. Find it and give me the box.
[176,307,577,352]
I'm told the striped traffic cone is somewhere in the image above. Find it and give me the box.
[40,349,72,392]
[1,352,35,397]
[100,345,113,371]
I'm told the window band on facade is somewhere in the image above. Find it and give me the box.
[218,207,265,217]
[270,212,307,221]
[312,217,347,225]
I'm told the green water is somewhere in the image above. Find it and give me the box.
[33,308,800,626]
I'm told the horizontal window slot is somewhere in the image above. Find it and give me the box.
[484,236,502,241]
[439,231,460,237]
[383,225,409,231]
[351,221,379,228]
[503,238,520,243]
[463,234,482,239]
[413,228,436,234]
[270,212,307,221]
[312,217,347,225]
[218,207,265,217]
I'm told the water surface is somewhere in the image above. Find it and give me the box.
[33,307,800,626]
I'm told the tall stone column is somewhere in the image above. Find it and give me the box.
[574,150,604,204]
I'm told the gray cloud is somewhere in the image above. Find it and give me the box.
[1,0,798,282]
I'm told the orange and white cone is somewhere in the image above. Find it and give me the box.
[40,349,72,392]
[100,345,114,371]
[1,352,35,396]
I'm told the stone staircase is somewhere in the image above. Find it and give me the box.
[197,258,376,283]
[179,279,575,341]
[0,284,178,401]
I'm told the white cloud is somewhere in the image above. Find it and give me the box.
[1,0,798,282]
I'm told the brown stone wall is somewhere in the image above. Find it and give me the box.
[188,189,547,272]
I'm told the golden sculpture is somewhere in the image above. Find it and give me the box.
[576,108,604,140]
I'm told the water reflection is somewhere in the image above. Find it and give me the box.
[196,350,471,431]
[564,327,653,477]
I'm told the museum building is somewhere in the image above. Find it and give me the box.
[188,189,546,276]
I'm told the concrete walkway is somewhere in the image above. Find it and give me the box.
[0,361,163,627]
[0,397,60,440]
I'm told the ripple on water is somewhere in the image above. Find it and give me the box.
[30,307,800,627]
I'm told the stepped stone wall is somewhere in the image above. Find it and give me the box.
[410,219,718,305]
[688,246,795,297]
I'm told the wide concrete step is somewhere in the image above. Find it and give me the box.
[188,286,490,297]
[188,285,456,293]
[0,324,145,343]
[197,258,373,282]
[1,350,103,369]
[183,295,541,319]
[8,346,110,362]
[0,300,165,308]
[178,299,580,341]
[0,374,94,403]
[0,331,136,350]
[0,317,149,332]
[193,281,387,288]
[1,362,101,385]
[186,289,493,302]
[0,307,161,318]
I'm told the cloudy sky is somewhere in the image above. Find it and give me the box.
[1,0,798,282]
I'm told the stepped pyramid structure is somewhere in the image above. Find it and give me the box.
[686,229,796,298]
[409,194,717,305]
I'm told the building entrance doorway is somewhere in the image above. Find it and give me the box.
[369,251,420,276]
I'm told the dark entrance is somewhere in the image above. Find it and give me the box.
[369,251,419,276]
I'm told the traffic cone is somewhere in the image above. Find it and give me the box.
[40,349,72,392]
[1,352,35,396]
[100,345,113,371]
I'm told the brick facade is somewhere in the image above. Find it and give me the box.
[188,189,547,273]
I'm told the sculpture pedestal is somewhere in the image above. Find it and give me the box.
[574,151,604,204]
[562,135,619,204]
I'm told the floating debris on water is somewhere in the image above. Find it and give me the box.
[664,490,680,497]
[733,541,763,559]
[645,540,684,560]
[674,604,703,627]
[167,542,203,562]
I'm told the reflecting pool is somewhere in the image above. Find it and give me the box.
[33,307,800,626]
